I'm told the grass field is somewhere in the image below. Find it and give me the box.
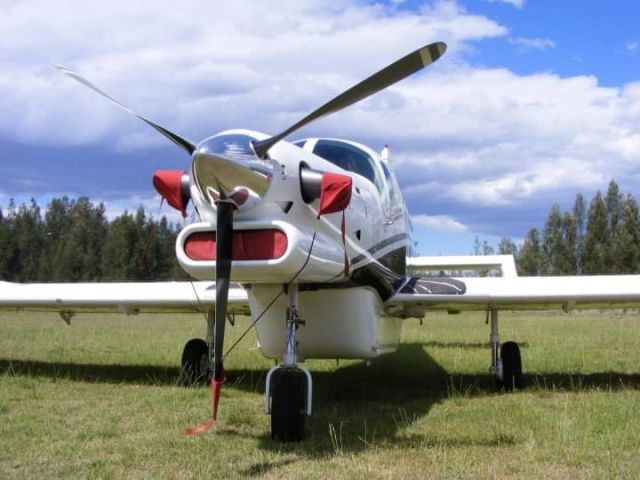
[1,310,639,479]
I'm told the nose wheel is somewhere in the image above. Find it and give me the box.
[269,368,307,442]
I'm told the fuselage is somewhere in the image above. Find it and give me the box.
[178,129,415,358]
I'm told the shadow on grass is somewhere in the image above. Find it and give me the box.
[0,358,182,386]
[2,344,640,464]
[421,340,529,349]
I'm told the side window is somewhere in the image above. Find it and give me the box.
[313,140,385,195]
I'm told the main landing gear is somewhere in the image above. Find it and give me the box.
[180,311,216,385]
[489,309,523,391]
[265,284,312,442]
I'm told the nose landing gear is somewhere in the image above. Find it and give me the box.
[264,284,312,442]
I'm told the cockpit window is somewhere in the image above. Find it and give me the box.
[313,140,382,191]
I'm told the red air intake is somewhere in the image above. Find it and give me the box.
[184,229,288,261]
[153,170,190,217]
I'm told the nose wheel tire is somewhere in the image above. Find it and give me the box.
[180,338,209,385]
[270,369,306,442]
[500,341,523,391]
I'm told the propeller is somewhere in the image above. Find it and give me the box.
[213,200,233,383]
[55,66,196,155]
[252,41,447,158]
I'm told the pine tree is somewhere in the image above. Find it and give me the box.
[612,195,640,273]
[40,197,73,281]
[13,199,44,281]
[561,211,577,274]
[543,205,564,274]
[572,193,586,273]
[605,180,623,269]
[517,228,544,275]
[473,236,481,255]
[101,211,140,280]
[481,240,494,255]
[605,180,623,231]
[0,207,15,279]
[0,200,19,280]
[53,198,108,281]
[498,237,518,256]
[583,192,609,274]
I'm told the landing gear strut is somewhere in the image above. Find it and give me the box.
[489,309,523,391]
[265,284,312,442]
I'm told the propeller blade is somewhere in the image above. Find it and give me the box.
[55,65,196,155]
[252,41,447,158]
[213,200,234,382]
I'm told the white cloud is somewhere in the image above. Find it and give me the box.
[0,0,507,147]
[627,41,638,52]
[0,0,639,241]
[412,214,468,232]
[509,37,556,51]
[484,0,525,9]
[362,68,640,212]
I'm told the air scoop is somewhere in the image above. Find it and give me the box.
[193,133,274,210]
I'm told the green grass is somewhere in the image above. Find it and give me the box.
[1,310,639,478]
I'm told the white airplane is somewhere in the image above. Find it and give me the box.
[3,42,640,442]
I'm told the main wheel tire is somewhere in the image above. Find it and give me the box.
[180,338,209,385]
[270,369,306,442]
[500,341,523,391]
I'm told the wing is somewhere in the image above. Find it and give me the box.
[385,275,640,317]
[407,255,518,277]
[0,281,249,315]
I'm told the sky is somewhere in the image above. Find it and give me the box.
[0,0,638,255]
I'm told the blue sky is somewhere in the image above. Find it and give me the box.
[0,0,638,255]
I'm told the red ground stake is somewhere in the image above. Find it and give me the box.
[185,375,226,436]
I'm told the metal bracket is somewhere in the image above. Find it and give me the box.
[264,283,313,416]
[264,365,313,416]
[489,309,503,380]
[283,284,305,366]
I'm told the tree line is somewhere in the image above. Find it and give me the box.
[488,180,640,275]
[1,180,638,282]
[0,197,188,282]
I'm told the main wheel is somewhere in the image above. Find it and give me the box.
[500,341,523,391]
[180,338,209,385]
[270,369,306,442]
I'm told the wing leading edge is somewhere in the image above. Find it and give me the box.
[386,275,640,317]
[0,281,249,315]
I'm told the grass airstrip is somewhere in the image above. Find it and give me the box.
[1,309,639,478]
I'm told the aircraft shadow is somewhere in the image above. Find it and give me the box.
[2,344,640,464]
[420,340,529,349]
[245,345,640,466]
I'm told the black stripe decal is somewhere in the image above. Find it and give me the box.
[350,233,408,266]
